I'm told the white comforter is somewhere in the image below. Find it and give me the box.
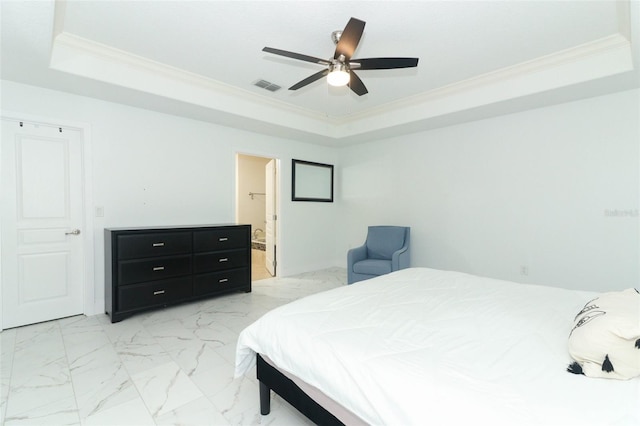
[235,268,640,425]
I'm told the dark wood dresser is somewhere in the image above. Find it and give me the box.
[105,224,251,322]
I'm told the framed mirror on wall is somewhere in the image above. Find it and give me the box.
[291,159,334,202]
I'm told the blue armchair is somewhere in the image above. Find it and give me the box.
[347,226,410,284]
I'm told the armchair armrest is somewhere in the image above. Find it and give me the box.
[347,244,368,265]
[347,244,368,284]
[391,229,410,271]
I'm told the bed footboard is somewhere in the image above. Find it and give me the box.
[256,354,344,425]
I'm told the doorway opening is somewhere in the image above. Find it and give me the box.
[236,153,279,281]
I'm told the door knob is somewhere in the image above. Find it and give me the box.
[65,229,81,235]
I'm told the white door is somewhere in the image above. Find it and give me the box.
[265,159,277,276]
[1,119,85,329]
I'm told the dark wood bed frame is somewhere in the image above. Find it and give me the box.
[256,354,345,425]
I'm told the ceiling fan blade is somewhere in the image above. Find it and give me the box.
[348,71,368,96]
[289,69,330,90]
[351,57,419,70]
[334,17,365,60]
[263,47,331,65]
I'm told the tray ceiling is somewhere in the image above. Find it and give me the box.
[2,1,639,145]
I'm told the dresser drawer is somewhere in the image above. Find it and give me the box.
[193,249,248,273]
[194,268,250,296]
[117,277,192,311]
[118,255,192,285]
[117,232,191,260]
[193,228,249,252]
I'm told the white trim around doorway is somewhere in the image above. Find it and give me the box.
[234,150,281,280]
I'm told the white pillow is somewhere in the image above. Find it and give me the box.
[568,288,640,380]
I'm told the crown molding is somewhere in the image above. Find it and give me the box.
[49,30,634,141]
[49,32,340,134]
[333,34,634,137]
[372,34,631,114]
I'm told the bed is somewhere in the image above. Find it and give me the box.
[235,268,640,425]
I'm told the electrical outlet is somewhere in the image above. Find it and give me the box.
[520,265,529,276]
[95,206,104,217]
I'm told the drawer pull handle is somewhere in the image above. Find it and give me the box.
[152,242,165,247]
[219,278,229,283]
[153,266,165,271]
[153,290,165,295]
[219,237,228,242]
[219,258,228,262]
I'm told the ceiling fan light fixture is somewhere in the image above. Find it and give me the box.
[262,17,419,96]
[327,63,350,87]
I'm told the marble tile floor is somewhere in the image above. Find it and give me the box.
[0,267,347,426]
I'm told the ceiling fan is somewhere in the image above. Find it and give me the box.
[262,17,419,96]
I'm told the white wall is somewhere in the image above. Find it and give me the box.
[339,89,640,292]
[3,79,637,318]
[1,80,342,315]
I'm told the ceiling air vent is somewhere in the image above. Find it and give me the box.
[254,79,281,92]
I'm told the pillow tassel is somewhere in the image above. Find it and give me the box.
[601,354,614,373]
[567,362,584,375]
